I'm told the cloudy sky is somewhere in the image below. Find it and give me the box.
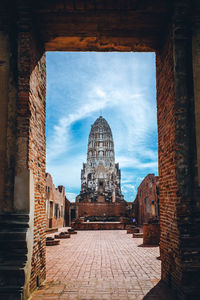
[46,52,158,202]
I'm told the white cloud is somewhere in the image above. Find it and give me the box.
[122,183,136,193]
[47,85,155,162]
[116,155,158,170]
[66,192,77,202]
[47,87,110,161]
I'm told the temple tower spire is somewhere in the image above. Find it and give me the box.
[76,116,124,203]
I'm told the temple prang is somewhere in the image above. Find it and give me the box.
[76,116,124,204]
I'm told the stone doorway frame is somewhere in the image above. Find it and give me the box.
[0,1,200,299]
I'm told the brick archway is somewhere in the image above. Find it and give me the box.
[0,1,200,299]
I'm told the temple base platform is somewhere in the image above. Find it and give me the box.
[72,221,126,230]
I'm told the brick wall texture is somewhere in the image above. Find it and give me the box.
[46,173,65,228]
[16,5,47,292]
[156,25,181,292]
[77,202,127,218]
[156,9,200,296]
[133,174,159,226]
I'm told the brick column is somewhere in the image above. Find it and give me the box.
[192,8,200,187]
[0,2,18,213]
[173,1,200,298]
[157,0,200,298]
[0,1,46,299]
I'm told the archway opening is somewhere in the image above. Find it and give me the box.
[44,51,161,299]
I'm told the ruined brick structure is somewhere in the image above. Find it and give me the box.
[133,174,159,226]
[0,1,200,299]
[65,197,71,227]
[45,173,65,229]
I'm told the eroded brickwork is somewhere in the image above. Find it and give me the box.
[46,173,65,228]
[133,174,159,226]
[65,197,71,226]
[156,6,200,296]
[29,54,46,294]
[156,25,180,292]
[0,2,18,212]
[16,4,46,294]
[77,202,127,219]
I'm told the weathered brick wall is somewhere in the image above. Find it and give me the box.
[77,202,127,218]
[46,173,65,228]
[65,197,71,226]
[156,24,180,292]
[133,174,159,226]
[73,222,125,230]
[143,223,160,246]
[16,4,47,294]
[172,2,200,297]
[0,2,18,212]
[156,3,200,295]
[29,52,46,292]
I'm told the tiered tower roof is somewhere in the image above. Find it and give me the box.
[87,116,115,168]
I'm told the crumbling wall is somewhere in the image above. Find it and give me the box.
[46,173,65,228]
[133,174,159,225]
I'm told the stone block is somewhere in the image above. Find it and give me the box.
[127,228,139,234]
[143,223,160,246]
[132,233,143,238]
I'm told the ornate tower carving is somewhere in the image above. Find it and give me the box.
[76,116,124,203]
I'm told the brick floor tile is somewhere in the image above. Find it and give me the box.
[30,230,162,300]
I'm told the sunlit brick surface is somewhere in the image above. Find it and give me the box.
[30,230,161,299]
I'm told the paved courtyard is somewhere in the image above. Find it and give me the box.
[30,230,161,300]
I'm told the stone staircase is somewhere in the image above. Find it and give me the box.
[0,213,30,300]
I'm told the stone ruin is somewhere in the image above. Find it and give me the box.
[74,116,128,227]
[76,116,124,204]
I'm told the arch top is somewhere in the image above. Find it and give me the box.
[31,0,173,52]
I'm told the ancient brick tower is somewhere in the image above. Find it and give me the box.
[76,116,124,203]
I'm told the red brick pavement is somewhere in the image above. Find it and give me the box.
[29,230,162,300]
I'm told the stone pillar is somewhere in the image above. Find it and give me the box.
[156,0,200,298]
[143,223,160,246]
[0,1,46,299]
[69,206,71,226]
[0,2,18,213]
[192,7,200,187]
[172,1,200,298]
[76,204,79,219]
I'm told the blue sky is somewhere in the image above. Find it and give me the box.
[46,52,158,202]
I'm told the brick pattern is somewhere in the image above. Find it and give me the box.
[16,4,47,293]
[77,202,127,218]
[156,25,179,289]
[133,174,159,225]
[157,3,200,296]
[29,53,46,292]
[0,2,18,212]
[143,224,160,246]
[30,230,161,300]
[73,222,125,230]
[46,173,65,228]
[171,2,200,297]
[65,198,71,226]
